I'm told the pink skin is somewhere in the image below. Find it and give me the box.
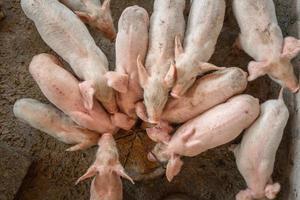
[13,98,99,151]
[21,0,118,113]
[232,89,289,200]
[146,67,248,142]
[171,0,226,98]
[137,0,186,124]
[29,53,116,134]
[150,94,260,182]
[59,0,116,41]
[233,0,300,93]
[76,133,134,200]
[106,6,149,130]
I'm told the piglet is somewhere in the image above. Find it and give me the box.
[145,67,248,142]
[171,0,226,98]
[233,0,300,92]
[76,133,134,200]
[59,0,116,41]
[13,98,99,151]
[149,94,260,182]
[231,89,289,200]
[106,6,149,129]
[137,0,186,124]
[29,53,117,134]
[21,0,118,113]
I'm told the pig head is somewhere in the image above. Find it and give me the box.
[149,94,260,182]
[60,0,116,41]
[13,98,99,151]
[76,134,134,200]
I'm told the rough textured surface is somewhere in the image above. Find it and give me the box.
[0,0,296,199]
[0,143,31,200]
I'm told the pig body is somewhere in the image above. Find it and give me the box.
[29,53,116,134]
[150,95,260,181]
[21,0,117,113]
[171,0,226,97]
[107,6,149,129]
[233,0,300,92]
[76,134,133,200]
[59,0,116,41]
[137,0,186,123]
[163,67,248,124]
[232,90,289,200]
[13,98,99,151]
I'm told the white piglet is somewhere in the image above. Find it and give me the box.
[137,0,186,123]
[171,0,226,98]
[232,89,289,200]
[233,0,300,92]
[21,0,118,113]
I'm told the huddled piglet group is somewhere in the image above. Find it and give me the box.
[13,0,300,199]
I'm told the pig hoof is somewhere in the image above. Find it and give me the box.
[170,92,182,99]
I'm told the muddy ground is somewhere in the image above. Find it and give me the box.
[0,0,297,199]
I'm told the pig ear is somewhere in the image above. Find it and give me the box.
[105,72,129,93]
[135,101,148,122]
[265,183,281,199]
[196,62,225,76]
[76,166,97,184]
[166,154,183,182]
[75,11,94,23]
[175,35,184,59]
[281,37,300,60]
[164,61,176,88]
[137,55,149,88]
[247,61,270,81]
[79,81,95,110]
[113,164,134,184]
[101,0,111,11]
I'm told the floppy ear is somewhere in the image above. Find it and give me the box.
[164,61,176,88]
[101,0,111,11]
[79,81,95,110]
[166,154,183,182]
[113,164,134,184]
[247,60,270,81]
[175,35,184,59]
[135,101,148,122]
[75,11,94,23]
[137,55,149,88]
[105,72,129,93]
[281,36,300,60]
[196,62,225,76]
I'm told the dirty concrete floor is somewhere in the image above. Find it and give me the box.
[0,0,296,199]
